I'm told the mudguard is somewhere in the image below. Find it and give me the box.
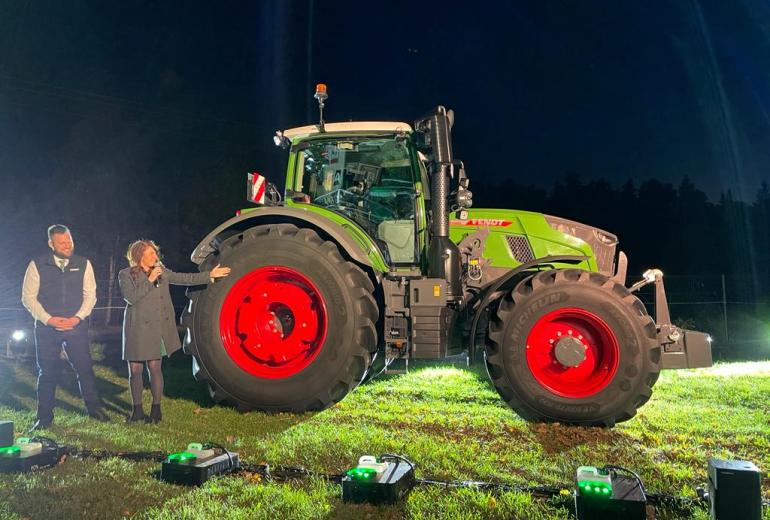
[190,205,389,272]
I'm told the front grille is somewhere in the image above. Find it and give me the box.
[506,235,535,263]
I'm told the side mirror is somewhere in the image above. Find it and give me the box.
[273,131,291,149]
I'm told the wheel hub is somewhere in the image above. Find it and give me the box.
[525,307,620,398]
[219,266,327,379]
[553,336,586,367]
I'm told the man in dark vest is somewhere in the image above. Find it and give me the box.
[21,224,107,431]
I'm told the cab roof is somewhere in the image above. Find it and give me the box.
[282,121,413,141]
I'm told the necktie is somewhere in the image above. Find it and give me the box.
[58,259,66,272]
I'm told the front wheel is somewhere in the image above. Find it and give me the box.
[183,224,378,412]
[485,269,660,426]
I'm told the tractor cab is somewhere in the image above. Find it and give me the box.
[288,129,424,265]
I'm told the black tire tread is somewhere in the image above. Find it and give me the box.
[486,268,661,427]
[182,224,378,413]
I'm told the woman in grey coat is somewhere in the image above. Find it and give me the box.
[119,239,230,423]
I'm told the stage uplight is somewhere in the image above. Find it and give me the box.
[574,466,646,520]
[5,329,31,359]
[342,454,416,505]
[161,442,240,485]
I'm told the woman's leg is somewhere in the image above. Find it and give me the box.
[127,361,146,421]
[146,359,164,423]
[146,359,164,404]
[128,361,145,406]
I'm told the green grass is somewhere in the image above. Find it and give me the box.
[0,347,768,519]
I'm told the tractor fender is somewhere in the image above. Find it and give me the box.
[468,255,588,361]
[190,206,385,270]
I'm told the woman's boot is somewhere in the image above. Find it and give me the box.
[126,405,145,423]
[146,403,162,424]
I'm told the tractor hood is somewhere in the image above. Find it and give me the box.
[449,208,619,275]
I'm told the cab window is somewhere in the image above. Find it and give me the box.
[298,137,417,264]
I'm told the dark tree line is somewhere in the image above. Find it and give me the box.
[473,172,770,302]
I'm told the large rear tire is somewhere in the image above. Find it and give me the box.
[182,224,378,412]
[485,269,660,426]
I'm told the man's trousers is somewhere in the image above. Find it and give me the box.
[34,325,101,422]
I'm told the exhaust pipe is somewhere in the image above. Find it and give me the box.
[416,106,462,299]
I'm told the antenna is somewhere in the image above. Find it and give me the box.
[314,83,328,132]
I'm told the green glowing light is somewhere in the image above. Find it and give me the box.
[346,467,377,481]
[167,451,198,464]
[0,445,20,457]
[578,480,612,498]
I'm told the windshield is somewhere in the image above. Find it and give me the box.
[297,136,417,264]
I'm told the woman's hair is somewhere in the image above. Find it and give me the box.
[126,239,161,277]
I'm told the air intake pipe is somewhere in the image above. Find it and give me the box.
[415,106,462,299]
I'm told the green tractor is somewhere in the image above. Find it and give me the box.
[183,86,712,426]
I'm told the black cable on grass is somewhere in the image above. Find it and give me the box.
[64,446,166,462]
[238,462,343,483]
[415,477,568,499]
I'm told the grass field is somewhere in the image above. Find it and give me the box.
[0,345,768,520]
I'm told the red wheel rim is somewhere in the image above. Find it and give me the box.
[219,266,328,379]
[525,307,619,398]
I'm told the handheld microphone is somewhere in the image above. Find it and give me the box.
[153,262,162,287]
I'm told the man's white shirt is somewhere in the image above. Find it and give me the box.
[21,258,97,324]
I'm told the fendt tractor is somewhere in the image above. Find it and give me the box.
[182,85,713,426]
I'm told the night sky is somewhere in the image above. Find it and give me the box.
[1,0,769,307]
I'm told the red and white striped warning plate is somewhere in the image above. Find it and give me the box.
[248,172,266,204]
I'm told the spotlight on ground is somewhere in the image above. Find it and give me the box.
[574,466,646,520]
[0,425,60,473]
[160,442,240,485]
[342,454,416,505]
[6,330,31,359]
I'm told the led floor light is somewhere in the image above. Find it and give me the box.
[342,454,416,505]
[160,442,240,486]
[0,432,60,473]
[574,466,646,520]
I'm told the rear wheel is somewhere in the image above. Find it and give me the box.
[485,269,660,426]
[183,224,378,412]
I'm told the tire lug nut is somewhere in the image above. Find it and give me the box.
[556,331,562,337]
